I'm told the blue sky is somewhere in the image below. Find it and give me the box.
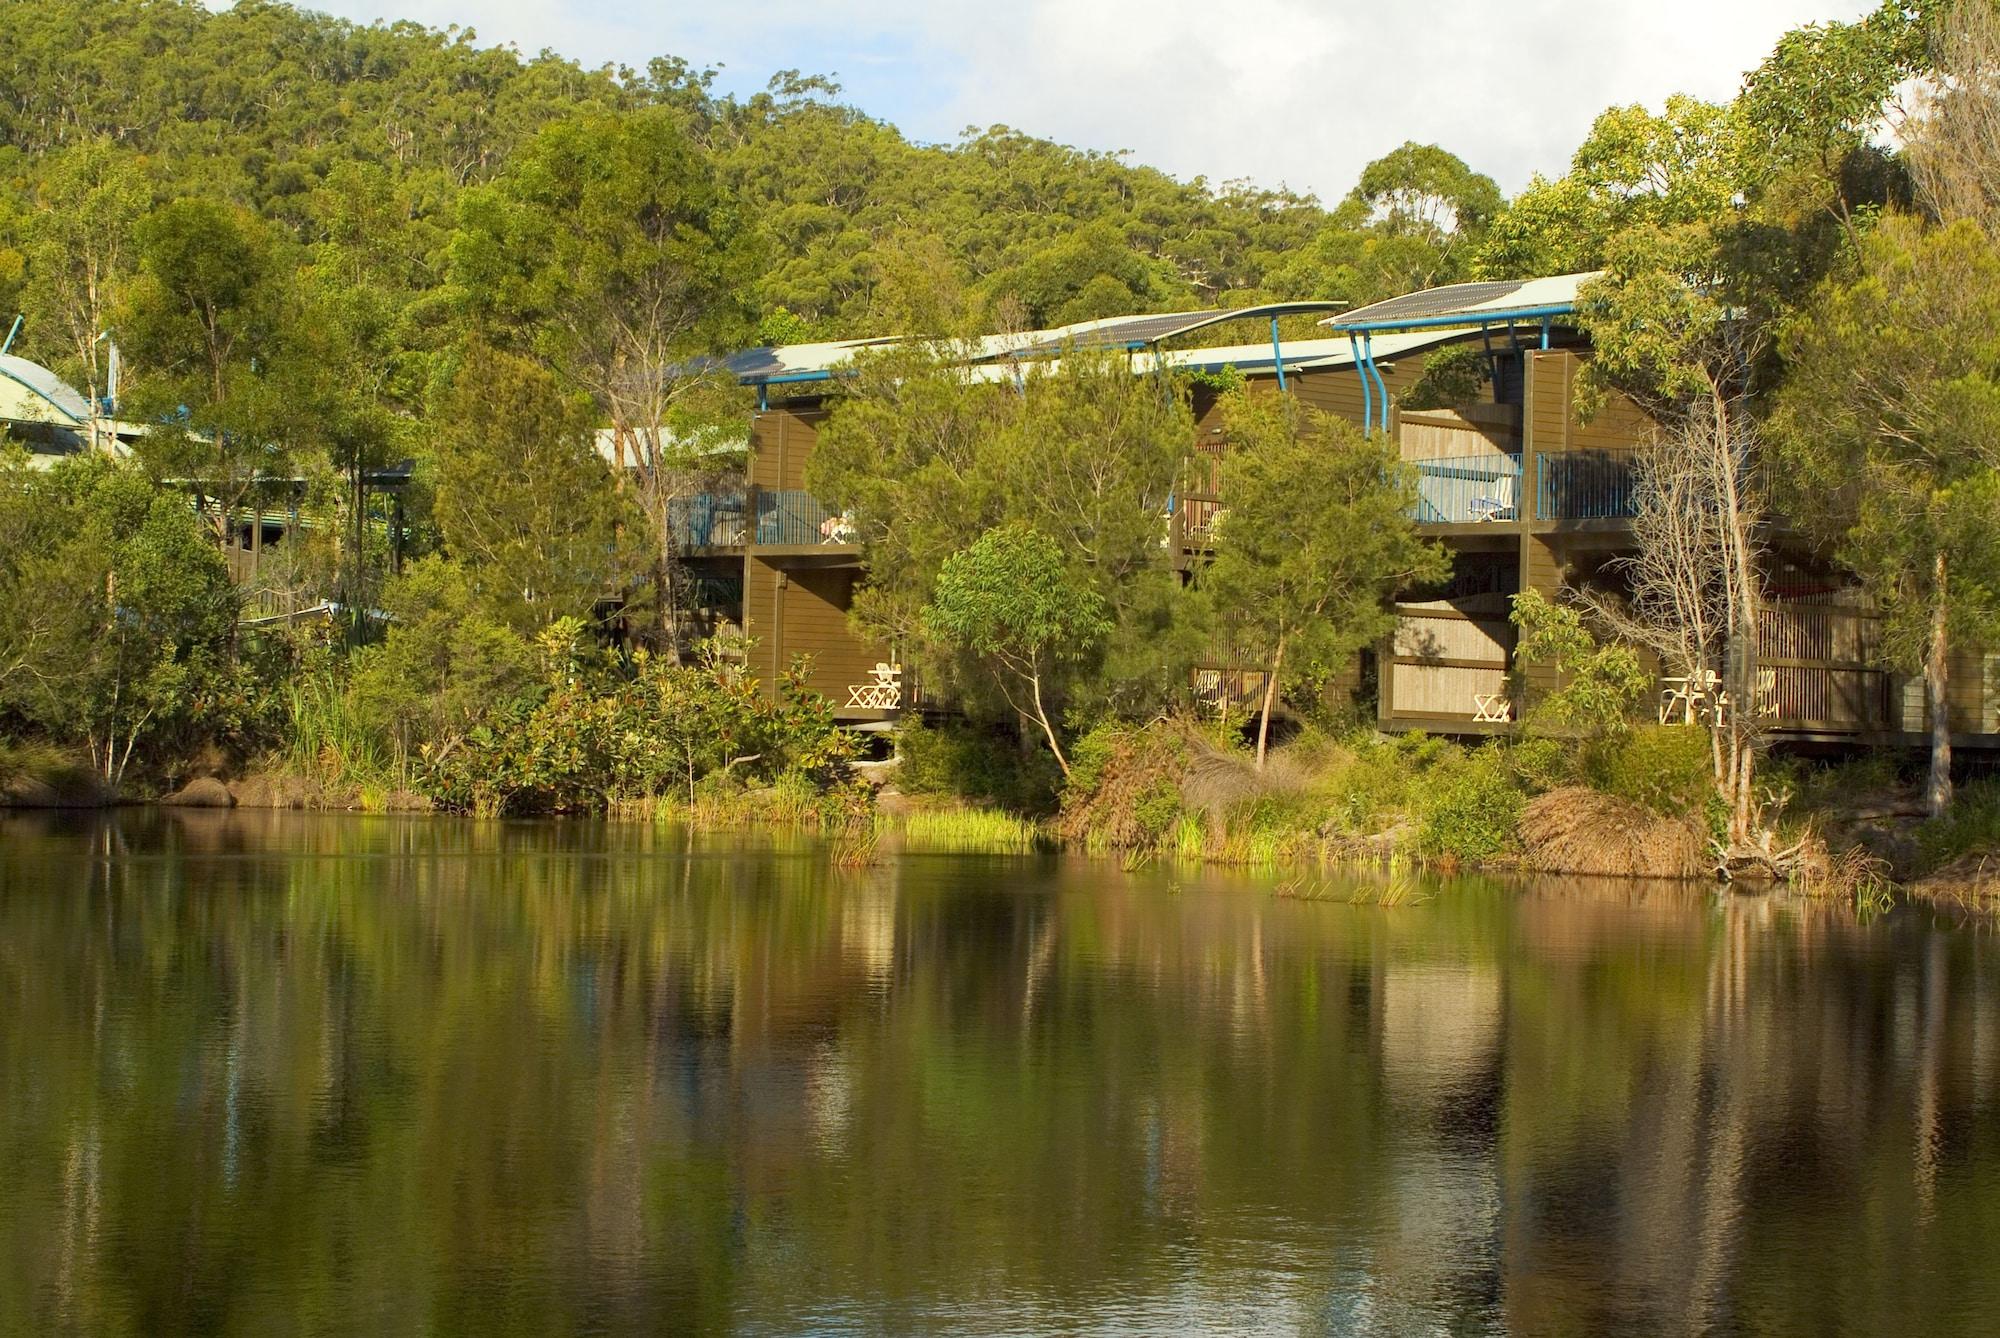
[291,0,1879,204]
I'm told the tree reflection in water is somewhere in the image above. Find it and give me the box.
[2,810,1998,1335]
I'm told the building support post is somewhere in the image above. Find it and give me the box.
[1349,334,1370,435]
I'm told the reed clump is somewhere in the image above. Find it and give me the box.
[1791,830,1894,908]
[887,807,1043,854]
[1517,786,1706,879]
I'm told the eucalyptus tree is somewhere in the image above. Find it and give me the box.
[924,524,1111,779]
[1199,391,1445,767]
[119,198,296,548]
[1771,217,2000,816]
[452,107,755,650]
[20,139,151,444]
[430,343,647,632]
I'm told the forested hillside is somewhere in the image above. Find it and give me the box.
[0,0,1524,369]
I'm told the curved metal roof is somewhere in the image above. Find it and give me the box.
[993,301,1350,359]
[1323,272,1600,332]
[0,355,91,424]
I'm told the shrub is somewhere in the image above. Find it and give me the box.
[1132,778,1183,843]
[1506,736,1577,794]
[418,639,855,816]
[1417,751,1524,864]
[1590,724,1714,816]
[1915,779,2000,874]
[1317,734,1423,834]
[1055,720,1191,848]
[896,720,1060,812]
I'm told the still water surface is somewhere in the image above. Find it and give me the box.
[4,810,2000,1335]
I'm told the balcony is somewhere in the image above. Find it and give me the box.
[1410,454,1523,525]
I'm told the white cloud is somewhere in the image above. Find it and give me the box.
[296,0,1879,202]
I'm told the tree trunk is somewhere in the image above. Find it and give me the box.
[1927,549,1953,818]
[1255,634,1286,770]
[1707,379,1762,848]
[1027,669,1071,781]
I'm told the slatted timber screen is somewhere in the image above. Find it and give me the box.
[1757,597,1892,731]
[1390,602,1511,719]
[1398,407,1520,462]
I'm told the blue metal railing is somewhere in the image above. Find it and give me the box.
[754,490,850,546]
[1536,451,1639,521]
[668,491,748,550]
[1409,453,1523,525]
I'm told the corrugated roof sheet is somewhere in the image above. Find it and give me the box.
[0,355,92,423]
[996,301,1349,358]
[718,337,903,382]
[717,303,1351,386]
[1324,272,1600,331]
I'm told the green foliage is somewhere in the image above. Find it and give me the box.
[895,720,1060,813]
[924,523,1112,773]
[0,453,244,786]
[285,669,392,789]
[1416,750,1525,864]
[349,557,544,761]
[1771,216,2000,674]
[1588,725,1715,816]
[1913,778,2000,874]
[1202,389,1446,756]
[122,197,297,527]
[1506,736,1579,794]
[1053,721,1193,850]
[20,137,150,404]
[430,344,647,628]
[926,524,1111,662]
[1398,343,1490,410]
[815,351,1192,727]
[1511,590,1649,738]
[415,636,855,816]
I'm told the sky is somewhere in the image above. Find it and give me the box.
[293,0,1880,205]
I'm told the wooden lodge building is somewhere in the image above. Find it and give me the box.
[684,270,2000,752]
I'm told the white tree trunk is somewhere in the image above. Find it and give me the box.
[1928,549,1953,818]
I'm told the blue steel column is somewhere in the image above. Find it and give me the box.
[1269,316,1287,391]
[1348,333,1370,435]
[1362,332,1390,435]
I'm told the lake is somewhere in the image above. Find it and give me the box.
[3,810,1998,1335]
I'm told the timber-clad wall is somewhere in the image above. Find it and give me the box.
[1522,350,1651,457]
[749,403,826,491]
[1388,597,1511,719]
[744,554,887,706]
[1290,360,1422,425]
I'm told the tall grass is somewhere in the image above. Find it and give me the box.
[286,674,393,787]
[887,807,1043,854]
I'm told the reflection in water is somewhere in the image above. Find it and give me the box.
[3,810,2000,1334]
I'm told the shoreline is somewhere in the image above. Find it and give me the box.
[7,784,1988,911]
